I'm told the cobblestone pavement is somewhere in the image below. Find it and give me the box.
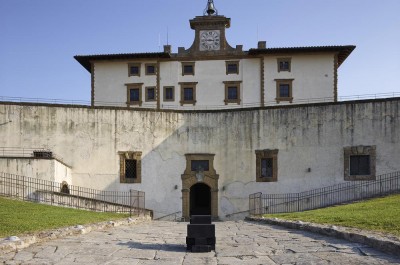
[2,220,400,265]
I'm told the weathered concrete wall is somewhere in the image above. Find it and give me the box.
[0,99,399,219]
[0,158,72,184]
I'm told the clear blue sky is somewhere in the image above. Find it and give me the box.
[1,0,399,101]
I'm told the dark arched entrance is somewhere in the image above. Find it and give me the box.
[190,183,211,216]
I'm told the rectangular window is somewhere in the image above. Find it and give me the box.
[145,64,156,75]
[350,155,371,176]
[164,86,175,101]
[128,63,141,76]
[182,62,195,76]
[179,82,198,105]
[275,79,294,103]
[191,160,210,172]
[184,88,193,101]
[223,81,241,105]
[255,149,278,182]
[125,159,137,179]
[261,158,273,178]
[119,151,142,183]
[344,146,376,181]
[228,87,238,100]
[226,61,239,75]
[129,88,140,102]
[145,87,156,101]
[277,58,291,72]
[126,83,143,106]
[279,84,290,98]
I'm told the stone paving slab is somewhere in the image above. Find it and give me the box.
[2,220,400,264]
[247,216,400,257]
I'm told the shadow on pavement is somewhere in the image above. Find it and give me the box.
[117,241,187,253]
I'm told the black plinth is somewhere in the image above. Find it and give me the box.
[186,215,215,252]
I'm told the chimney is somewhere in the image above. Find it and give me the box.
[163,45,171,53]
[258,41,266,49]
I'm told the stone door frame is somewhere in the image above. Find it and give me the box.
[181,153,219,220]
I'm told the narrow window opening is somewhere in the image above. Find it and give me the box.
[129,88,140,102]
[184,87,194,101]
[145,64,156,75]
[350,155,370,176]
[125,159,137,179]
[227,86,238,100]
[279,84,290,98]
[164,87,174,101]
[146,87,155,101]
[261,158,273,178]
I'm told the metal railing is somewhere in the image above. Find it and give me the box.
[0,92,399,110]
[154,211,184,222]
[0,147,51,158]
[0,172,146,217]
[249,171,400,215]
[0,147,68,165]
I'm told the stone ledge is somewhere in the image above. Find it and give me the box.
[0,215,151,255]
[246,216,400,257]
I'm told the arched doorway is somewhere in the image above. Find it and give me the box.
[181,154,219,220]
[60,181,70,194]
[190,183,211,215]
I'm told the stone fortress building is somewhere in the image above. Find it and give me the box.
[0,1,399,220]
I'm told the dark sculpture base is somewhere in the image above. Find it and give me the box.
[186,215,215,252]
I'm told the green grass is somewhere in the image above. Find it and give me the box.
[0,197,129,238]
[263,194,400,237]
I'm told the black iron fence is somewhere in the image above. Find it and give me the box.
[154,211,184,222]
[0,172,146,217]
[249,171,400,215]
[0,147,67,165]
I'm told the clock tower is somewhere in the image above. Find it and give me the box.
[179,0,241,56]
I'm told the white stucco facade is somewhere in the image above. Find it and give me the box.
[0,99,399,219]
[264,53,336,105]
[75,11,354,111]
[91,54,338,110]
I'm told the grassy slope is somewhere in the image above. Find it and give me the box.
[264,194,400,237]
[0,197,129,238]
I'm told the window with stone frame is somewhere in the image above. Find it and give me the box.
[119,151,142,183]
[223,81,241,105]
[145,87,156,102]
[226,61,239,75]
[191,160,210,172]
[344,146,376,181]
[126,83,143,107]
[255,149,278,182]
[145,63,157,75]
[128,63,141,76]
[277,58,291,72]
[164,86,175,101]
[179,82,198,106]
[182,62,195,76]
[275,79,294,103]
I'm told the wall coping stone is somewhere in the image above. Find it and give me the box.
[0,97,399,114]
[246,216,400,257]
[0,215,151,255]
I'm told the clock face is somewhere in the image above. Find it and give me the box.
[199,30,220,51]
